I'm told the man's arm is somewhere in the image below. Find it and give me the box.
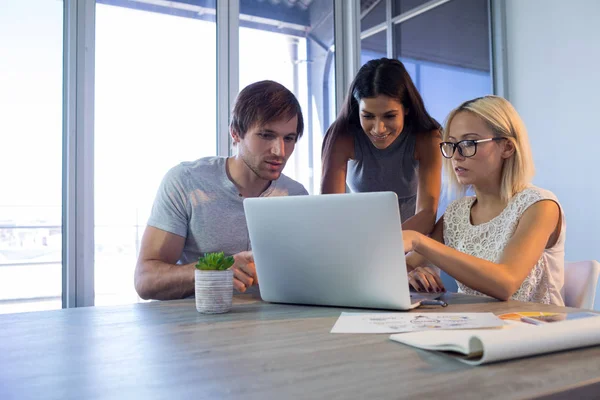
[135,164,197,300]
[134,226,195,300]
[134,226,259,300]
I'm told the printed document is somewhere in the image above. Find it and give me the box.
[330,312,504,334]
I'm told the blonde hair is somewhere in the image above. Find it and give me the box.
[443,95,534,202]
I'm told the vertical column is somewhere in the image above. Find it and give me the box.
[490,0,508,98]
[386,0,395,59]
[62,0,95,308]
[334,0,361,113]
[217,0,240,157]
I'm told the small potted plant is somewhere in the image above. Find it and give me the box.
[194,252,235,314]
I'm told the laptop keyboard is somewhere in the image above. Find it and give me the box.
[410,292,442,304]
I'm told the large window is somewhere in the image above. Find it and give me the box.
[91,0,335,306]
[0,0,64,314]
[393,0,491,125]
[94,1,217,306]
[1,0,337,313]
[238,0,335,195]
[2,0,493,312]
[360,0,491,125]
[361,0,387,64]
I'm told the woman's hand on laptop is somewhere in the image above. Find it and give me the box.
[408,266,445,293]
[231,251,258,293]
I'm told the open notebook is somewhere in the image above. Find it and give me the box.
[389,315,600,365]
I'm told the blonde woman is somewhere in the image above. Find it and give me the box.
[404,96,565,305]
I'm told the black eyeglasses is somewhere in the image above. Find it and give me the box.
[440,137,505,159]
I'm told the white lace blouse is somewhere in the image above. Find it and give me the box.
[443,186,566,305]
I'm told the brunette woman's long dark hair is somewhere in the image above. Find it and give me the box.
[322,58,439,166]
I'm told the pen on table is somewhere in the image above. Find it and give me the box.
[420,300,448,307]
[520,316,546,325]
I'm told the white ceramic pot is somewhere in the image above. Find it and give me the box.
[195,269,234,314]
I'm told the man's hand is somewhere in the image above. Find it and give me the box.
[408,265,445,293]
[230,251,257,292]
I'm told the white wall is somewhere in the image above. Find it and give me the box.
[504,0,600,263]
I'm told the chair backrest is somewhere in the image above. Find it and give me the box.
[564,260,600,310]
[439,270,459,293]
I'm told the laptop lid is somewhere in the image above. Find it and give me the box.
[243,192,415,310]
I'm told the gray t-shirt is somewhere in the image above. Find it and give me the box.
[347,126,419,224]
[147,156,308,265]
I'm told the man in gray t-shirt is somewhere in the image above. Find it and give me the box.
[134,81,308,301]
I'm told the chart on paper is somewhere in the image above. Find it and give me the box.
[330,312,505,334]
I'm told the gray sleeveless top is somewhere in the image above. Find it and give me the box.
[347,127,419,223]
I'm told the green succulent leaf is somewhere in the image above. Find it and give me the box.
[195,252,235,271]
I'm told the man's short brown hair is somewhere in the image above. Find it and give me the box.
[230,80,304,140]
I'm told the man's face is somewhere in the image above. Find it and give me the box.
[232,115,299,181]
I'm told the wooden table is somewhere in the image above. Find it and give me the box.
[1,293,599,400]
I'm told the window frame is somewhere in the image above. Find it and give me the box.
[59,0,500,308]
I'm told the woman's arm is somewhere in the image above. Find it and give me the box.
[405,214,444,272]
[406,215,446,292]
[403,200,561,301]
[401,130,442,235]
[321,133,354,194]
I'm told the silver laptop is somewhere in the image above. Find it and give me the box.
[243,192,440,310]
